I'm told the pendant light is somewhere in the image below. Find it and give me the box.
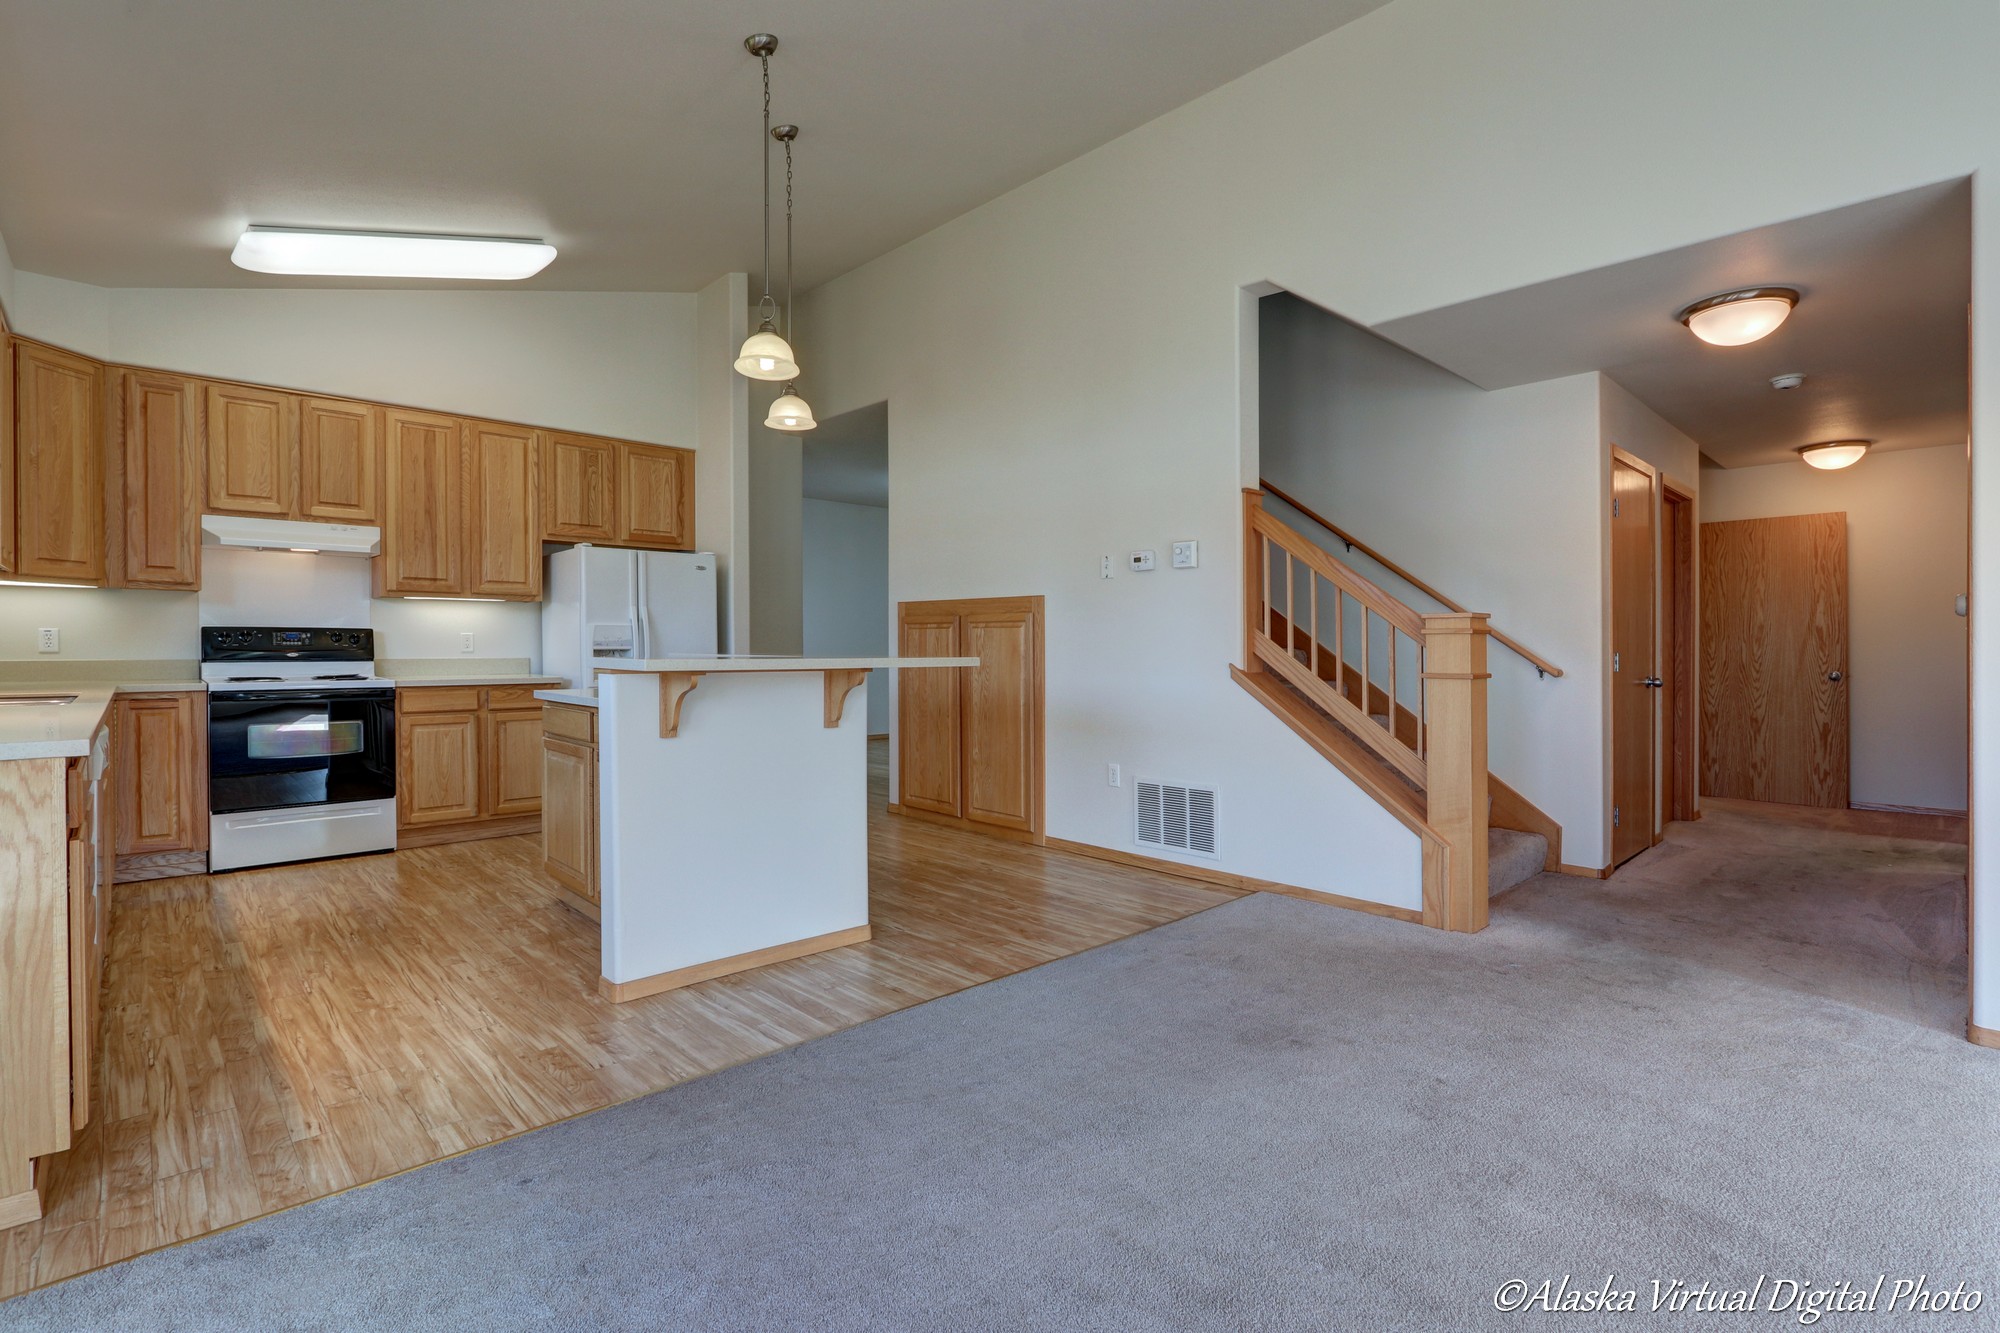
[765,123,818,433]
[1676,287,1800,347]
[735,34,799,381]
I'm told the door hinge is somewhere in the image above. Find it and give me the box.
[1612,498,1620,518]
[1612,651,1621,673]
[1613,806,1621,829]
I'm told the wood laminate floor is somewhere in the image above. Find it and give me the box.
[2,742,1239,1299]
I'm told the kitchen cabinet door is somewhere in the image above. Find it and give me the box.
[541,433,617,542]
[377,409,465,596]
[483,707,545,817]
[204,383,296,517]
[1,336,15,573]
[14,341,106,584]
[617,442,691,549]
[298,397,381,524]
[113,693,208,855]
[120,371,204,590]
[397,711,481,826]
[466,422,540,599]
[895,610,963,818]
[540,734,598,906]
[959,605,1040,834]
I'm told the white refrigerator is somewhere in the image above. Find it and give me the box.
[543,546,719,687]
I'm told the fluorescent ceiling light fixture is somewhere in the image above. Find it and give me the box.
[1677,287,1799,346]
[232,226,557,281]
[1796,440,1871,470]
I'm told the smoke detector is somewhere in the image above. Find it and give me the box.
[1770,373,1806,390]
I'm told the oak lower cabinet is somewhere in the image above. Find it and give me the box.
[14,341,106,585]
[539,703,599,919]
[895,596,1046,840]
[111,691,210,883]
[396,686,544,846]
[0,717,111,1227]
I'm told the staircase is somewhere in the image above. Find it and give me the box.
[1235,489,1561,929]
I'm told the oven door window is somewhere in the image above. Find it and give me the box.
[209,692,396,815]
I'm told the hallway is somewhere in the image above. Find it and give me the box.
[1495,801,1968,1039]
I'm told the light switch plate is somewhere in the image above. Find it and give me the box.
[1108,762,1122,787]
[1171,540,1198,569]
[1129,550,1157,572]
[1101,555,1114,580]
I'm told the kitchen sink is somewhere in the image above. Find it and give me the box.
[0,694,79,706]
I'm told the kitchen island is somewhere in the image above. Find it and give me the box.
[536,655,974,1001]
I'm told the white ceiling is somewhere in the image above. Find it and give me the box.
[1375,180,1971,469]
[804,401,888,507]
[0,0,1392,292]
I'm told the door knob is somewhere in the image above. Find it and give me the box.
[1640,676,1663,688]
[1828,670,1844,683]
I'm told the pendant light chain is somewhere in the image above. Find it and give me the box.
[734,35,803,387]
[759,51,774,318]
[783,133,794,341]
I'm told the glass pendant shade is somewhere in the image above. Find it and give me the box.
[735,325,799,381]
[1797,440,1870,470]
[1678,288,1799,347]
[765,389,818,432]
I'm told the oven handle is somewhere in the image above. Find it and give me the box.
[219,807,389,829]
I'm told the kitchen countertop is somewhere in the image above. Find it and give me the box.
[0,684,117,761]
[534,688,598,708]
[597,656,977,673]
[394,674,565,689]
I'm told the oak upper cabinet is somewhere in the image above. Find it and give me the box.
[466,421,540,599]
[298,397,381,523]
[541,432,617,542]
[112,692,208,855]
[14,341,106,585]
[119,371,204,590]
[617,441,692,548]
[376,409,464,596]
[204,382,295,517]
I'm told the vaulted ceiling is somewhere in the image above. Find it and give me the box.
[0,0,1392,292]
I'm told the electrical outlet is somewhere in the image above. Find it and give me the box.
[1171,540,1199,569]
[460,632,475,653]
[1101,555,1114,580]
[1129,550,1157,572]
[37,628,59,654]
[1108,763,1122,788]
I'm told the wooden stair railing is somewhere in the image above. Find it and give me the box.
[1241,489,1491,932]
[1260,478,1564,680]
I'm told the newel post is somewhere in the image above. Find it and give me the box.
[1242,488,1265,673]
[1421,612,1490,933]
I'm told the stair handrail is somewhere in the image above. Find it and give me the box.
[1259,479,1565,680]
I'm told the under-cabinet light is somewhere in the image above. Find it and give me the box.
[231,226,557,281]
[0,579,95,589]
[403,596,507,602]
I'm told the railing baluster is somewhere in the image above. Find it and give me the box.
[1333,581,1344,696]
[1309,571,1320,680]
[1260,534,1272,643]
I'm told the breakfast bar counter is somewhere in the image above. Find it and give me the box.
[536,654,974,1001]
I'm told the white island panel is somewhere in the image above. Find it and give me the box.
[597,669,871,989]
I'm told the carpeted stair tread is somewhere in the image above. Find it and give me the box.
[1487,827,1546,898]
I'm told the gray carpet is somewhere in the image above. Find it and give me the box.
[7,845,1999,1331]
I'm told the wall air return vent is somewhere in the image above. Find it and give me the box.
[1135,780,1219,858]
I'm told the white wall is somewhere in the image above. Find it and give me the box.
[748,378,804,655]
[0,224,17,324]
[12,272,111,359]
[802,498,891,731]
[697,273,752,651]
[1600,377,1702,488]
[798,0,2000,1022]
[0,585,196,661]
[1258,293,1607,865]
[1702,444,1968,812]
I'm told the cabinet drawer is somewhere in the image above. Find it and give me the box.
[484,685,541,710]
[542,703,597,744]
[398,687,482,714]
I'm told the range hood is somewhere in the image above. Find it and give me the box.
[200,514,381,556]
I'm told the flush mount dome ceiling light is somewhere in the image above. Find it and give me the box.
[1677,286,1800,346]
[1797,439,1871,470]
[231,226,556,280]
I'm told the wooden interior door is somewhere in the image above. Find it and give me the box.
[1700,513,1849,807]
[1661,484,1698,823]
[896,596,1044,839]
[960,603,1040,833]
[895,608,963,817]
[1609,453,1657,867]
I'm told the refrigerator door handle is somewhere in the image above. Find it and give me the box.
[633,554,650,660]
